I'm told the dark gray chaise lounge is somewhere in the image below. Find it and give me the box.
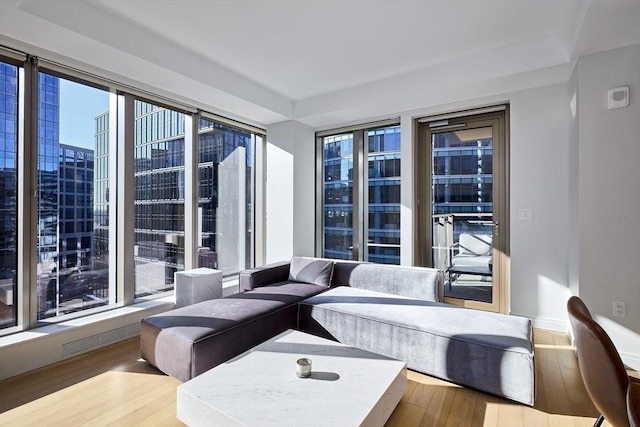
[140,256,535,406]
[140,260,329,382]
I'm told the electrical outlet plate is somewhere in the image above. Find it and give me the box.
[613,300,626,318]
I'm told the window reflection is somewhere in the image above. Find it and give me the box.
[367,126,401,265]
[197,118,254,276]
[37,73,111,320]
[321,126,401,265]
[323,133,354,260]
[0,61,18,329]
[133,101,185,297]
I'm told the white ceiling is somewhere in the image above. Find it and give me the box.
[1,0,639,128]
[92,0,584,101]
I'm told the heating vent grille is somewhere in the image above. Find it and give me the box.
[61,323,140,357]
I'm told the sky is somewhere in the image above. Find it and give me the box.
[59,78,110,150]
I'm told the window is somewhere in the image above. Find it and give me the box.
[134,100,185,297]
[322,133,354,260]
[197,118,254,275]
[37,72,111,320]
[0,50,262,336]
[0,61,18,329]
[319,123,401,265]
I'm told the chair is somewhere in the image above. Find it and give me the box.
[628,382,640,427]
[567,296,632,427]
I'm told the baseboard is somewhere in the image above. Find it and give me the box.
[621,351,640,372]
[516,314,569,334]
[523,314,640,371]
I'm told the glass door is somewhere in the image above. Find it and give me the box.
[416,109,509,313]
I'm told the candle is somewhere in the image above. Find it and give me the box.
[296,358,312,378]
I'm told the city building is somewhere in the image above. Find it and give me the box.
[57,143,95,271]
[322,126,402,264]
[97,107,254,297]
[0,62,17,328]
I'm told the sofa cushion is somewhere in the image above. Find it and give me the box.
[298,286,535,405]
[452,254,493,268]
[288,256,334,287]
[331,261,443,302]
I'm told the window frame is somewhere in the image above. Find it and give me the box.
[0,48,265,336]
[316,118,401,263]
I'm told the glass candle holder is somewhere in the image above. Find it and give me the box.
[296,358,312,378]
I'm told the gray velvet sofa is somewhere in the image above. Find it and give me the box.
[250,257,535,406]
[140,256,535,406]
[140,260,329,382]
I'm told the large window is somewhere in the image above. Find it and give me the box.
[197,118,254,276]
[134,101,186,297]
[0,50,262,335]
[0,61,18,329]
[322,133,354,260]
[367,126,401,264]
[319,124,401,265]
[37,73,111,320]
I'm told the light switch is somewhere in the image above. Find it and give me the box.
[518,208,533,221]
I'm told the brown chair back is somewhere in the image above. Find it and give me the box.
[568,296,630,427]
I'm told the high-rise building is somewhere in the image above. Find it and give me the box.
[98,105,254,297]
[57,143,95,270]
[93,112,109,272]
[0,62,18,328]
[322,126,401,265]
[366,127,401,264]
[37,73,60,270]
[432,132,492,216]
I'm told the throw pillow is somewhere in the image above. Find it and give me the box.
[288,256,334,287]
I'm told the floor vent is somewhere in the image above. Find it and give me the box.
[61,323,140,357]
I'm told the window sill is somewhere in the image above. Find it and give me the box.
[0,297,173,349]
[0,277,239,349]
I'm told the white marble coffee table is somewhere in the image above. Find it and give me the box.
[177,330,407,427]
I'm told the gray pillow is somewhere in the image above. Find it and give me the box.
[288,256,334,287]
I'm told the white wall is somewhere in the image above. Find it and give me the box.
[270,45,640,369]
[508,84,573,328]
[577,44,640,369]
[265,120,315,263]
[395,84,574,329]
[568,64,580,297]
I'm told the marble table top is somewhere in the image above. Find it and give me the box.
[177,329,407,427]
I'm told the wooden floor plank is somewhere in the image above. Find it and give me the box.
[0,329,617,427]
[444,387,478,427]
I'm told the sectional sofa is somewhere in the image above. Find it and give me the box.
[140,256,535,405]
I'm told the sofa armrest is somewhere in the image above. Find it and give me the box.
[239,261,291,292]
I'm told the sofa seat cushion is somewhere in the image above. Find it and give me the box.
[452,254,492,268]
[298,286,535,405]
[141,281,326,382]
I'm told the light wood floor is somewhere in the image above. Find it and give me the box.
[0,329,632,426]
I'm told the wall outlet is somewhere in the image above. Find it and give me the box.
[613,300,626,318]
